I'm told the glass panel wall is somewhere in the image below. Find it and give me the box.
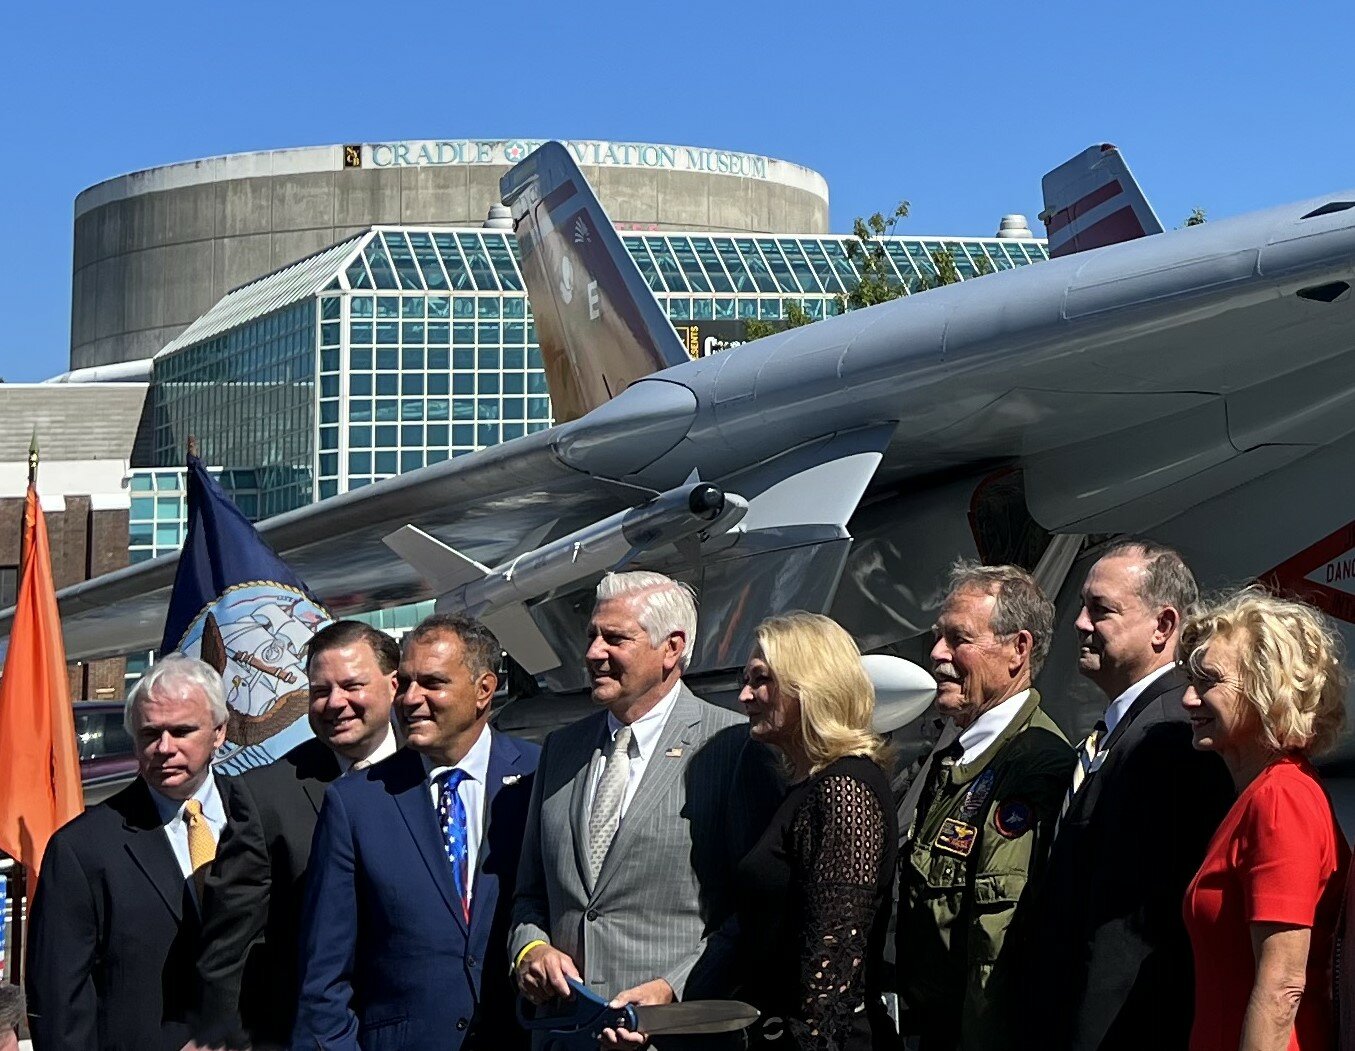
[151,301,315,518]
[143,226,1048,573]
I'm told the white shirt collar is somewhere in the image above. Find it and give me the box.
[1102,663,1175,739]
[957,690,1030,765]
[605,680,682,761]
[422,721,493,786]
[334,722,398,775]
[147,772,224,828]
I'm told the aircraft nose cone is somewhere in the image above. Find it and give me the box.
[553,379,699,479]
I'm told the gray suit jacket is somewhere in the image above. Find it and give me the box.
[510,684,778,1001]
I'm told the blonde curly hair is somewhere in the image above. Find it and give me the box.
[1178,586,1348,757]
[753,612,892,773]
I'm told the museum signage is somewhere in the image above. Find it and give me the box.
[366,139,771,180]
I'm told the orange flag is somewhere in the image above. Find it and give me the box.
[0,471,84,896]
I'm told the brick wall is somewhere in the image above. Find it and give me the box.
[0,494,128,699]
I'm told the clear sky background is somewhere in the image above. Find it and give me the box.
[3,0,1352,382]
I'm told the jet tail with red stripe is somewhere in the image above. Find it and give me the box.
[1039,144,1163,258]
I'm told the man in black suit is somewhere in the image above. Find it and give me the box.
[1014,540,1233,1051]
[26,654,230,1051]
[189,620,400,1049]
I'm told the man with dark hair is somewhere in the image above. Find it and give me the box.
[893,561,1075,1050]
[294,613,539,1050]
[1014,540,1232,1051]
[190,619,400,1049]
[0,984,24,1051]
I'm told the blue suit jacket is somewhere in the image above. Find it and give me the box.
[293,732,540,1051]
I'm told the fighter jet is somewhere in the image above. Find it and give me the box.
[8,142,1355,755]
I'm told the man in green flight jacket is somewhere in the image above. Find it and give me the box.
[894,561,1076,1051]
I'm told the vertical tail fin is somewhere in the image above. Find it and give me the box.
[500,142,689,424]
[1039,143,1163,258]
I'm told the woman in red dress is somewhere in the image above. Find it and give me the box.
[1180,587,1350,1051]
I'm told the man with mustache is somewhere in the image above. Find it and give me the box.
[893,561,1074,1051]
[1013,540,1232,1051]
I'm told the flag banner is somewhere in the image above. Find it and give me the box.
[162,454,331,774]
[0,479,84,893]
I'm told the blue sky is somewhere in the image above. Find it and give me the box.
[3,0,1352,382]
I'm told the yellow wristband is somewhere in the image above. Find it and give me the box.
[514,939,548,971]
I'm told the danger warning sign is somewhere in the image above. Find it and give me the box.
[1261,521,1355,624]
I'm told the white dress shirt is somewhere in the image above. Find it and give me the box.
[334,723,398,775]
[1101,663,1175,742]
[422,723,493,904]
[588,680,681,818]
[957,690,1030,765]
[148,774,226,880]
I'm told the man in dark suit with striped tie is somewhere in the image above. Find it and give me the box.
[293,614,539,1051]
[1014,540,1233,1051]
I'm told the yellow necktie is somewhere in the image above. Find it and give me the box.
[184,799,215,890]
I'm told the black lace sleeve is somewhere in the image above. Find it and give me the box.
[786,770,887,1051]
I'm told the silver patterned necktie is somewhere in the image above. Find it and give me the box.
[587,725,634,880]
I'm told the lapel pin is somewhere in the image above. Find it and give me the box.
[502,773,523,785]
[665,747,683,758]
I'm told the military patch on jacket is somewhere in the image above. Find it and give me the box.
[994,800,1033,839]
[957,769,996,821]
[934,817,978,857]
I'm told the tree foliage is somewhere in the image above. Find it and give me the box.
[738,200,1000,342]
[843,201,910,309]
[743,300,815,340]
[920,246,961,290]
[1183,208,1207,227]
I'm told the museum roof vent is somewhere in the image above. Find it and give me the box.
[996,214,1034,239]
[483,204,514,230]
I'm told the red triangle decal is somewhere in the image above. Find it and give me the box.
[1260,520,1355,624]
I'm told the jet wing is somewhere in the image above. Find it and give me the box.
[2,430,634,662]
[11,141,1355,706]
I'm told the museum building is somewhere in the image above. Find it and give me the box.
[54,138,1048,671]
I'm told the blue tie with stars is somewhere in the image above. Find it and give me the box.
[437,769,471,922]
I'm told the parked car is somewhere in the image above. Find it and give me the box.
[0,703,138,876]
[75,701,137,805]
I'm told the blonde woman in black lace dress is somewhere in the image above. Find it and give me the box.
[734,612,898,1051]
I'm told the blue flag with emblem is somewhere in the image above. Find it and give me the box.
[161,452,332,774]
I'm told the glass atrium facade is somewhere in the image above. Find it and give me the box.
[149,226,1049,520]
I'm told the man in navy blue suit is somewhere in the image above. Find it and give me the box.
[293,613,540,1051]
